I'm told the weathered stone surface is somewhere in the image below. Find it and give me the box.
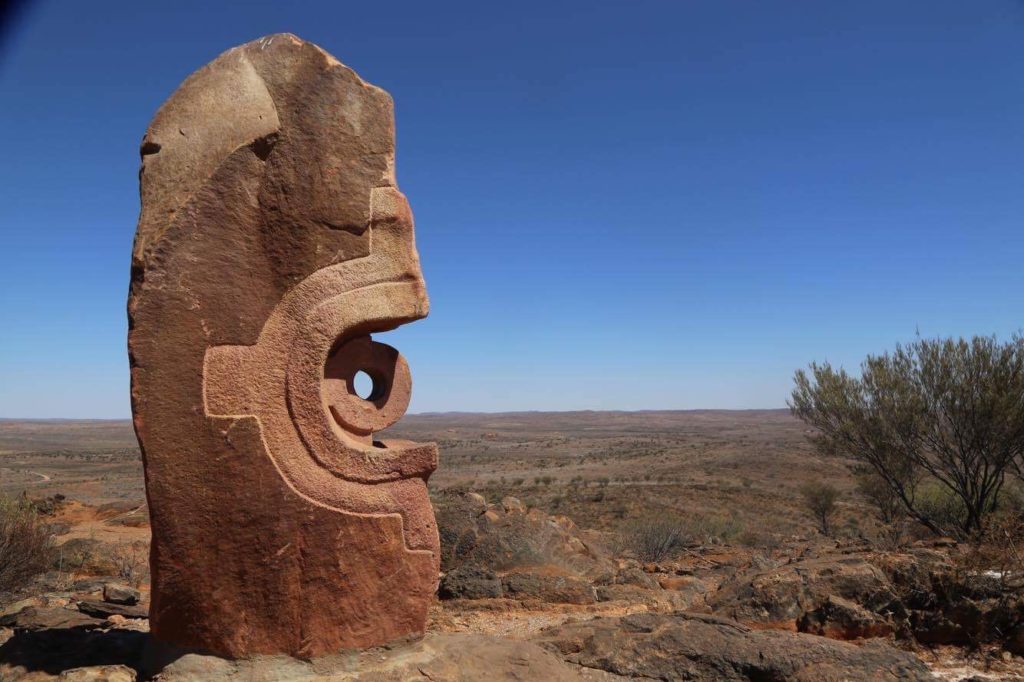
[0,606,103,631]
[501,573,597,605]
[153,633,600,681]
[798,594,894,640]
[102,584,140,606]
[710,548,1024,651]
[0,593,74,619]
[438,566,502,600]
[59,665,137,681]
[129,33,438,659]
[710,554,899,627]
[500,496,526,514]
[70,578,122,596]
[76,600,149,620]
[537,612,932,681]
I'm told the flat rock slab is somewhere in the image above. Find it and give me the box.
[0,621,934,681]
[0,606,105,631]
[535,612,932,681]
[76,601,148,620]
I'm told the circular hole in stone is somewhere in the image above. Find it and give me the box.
[353,370,375,400]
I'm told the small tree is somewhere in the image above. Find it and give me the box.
[790,335,1024,539]
[800,482,840,535]
[0,494,56,596]
[854,468,902,525]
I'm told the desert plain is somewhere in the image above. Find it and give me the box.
[0,411,1021,679]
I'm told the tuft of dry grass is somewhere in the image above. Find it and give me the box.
[619,512,747,562]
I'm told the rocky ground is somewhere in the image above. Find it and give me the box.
[0,491,1021,680]
[1,414,1022,680]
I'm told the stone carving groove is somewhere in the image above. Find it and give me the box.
[129,34,439,659]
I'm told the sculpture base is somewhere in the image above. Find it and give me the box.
[145,632,586,681]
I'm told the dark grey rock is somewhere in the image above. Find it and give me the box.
[438,566,502,600]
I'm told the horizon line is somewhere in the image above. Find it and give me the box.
[0,406,794,422]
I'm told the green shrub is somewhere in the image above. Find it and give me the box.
[792,335,1024,538]
[914,482,966,536]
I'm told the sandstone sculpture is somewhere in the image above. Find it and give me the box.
[128,34,439,659]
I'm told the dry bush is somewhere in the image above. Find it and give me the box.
[799,482,840,536]
[854,469,908,548]
[56,538,106,573]
[736,529,782,551]
[0,494,57,596]
[109,541,149,587]
[959,508,1024,592]
[681,512,744,546]
[620,516,688,562]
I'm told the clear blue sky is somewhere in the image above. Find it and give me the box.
[1,1,1023,418]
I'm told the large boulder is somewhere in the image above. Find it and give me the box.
[798,595,894,640]
[909,591,1023,647]
[711,547,1024,653]
[536,612,932,681]
[710,554,900,628]
[434,492,490,572]
[880,551,1022,648]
